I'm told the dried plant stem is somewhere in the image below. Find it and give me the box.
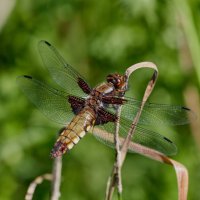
[51,156,62,200]
[25,156,62,200]
[25,173,52,200]
[105,108,123,200]
[114,107,123,194]
[105,167,119,200]
[105,62,158,200]
[25,136,63,200]
[127,142,189,200]
[103,62,189,200]
[94,127,189,200]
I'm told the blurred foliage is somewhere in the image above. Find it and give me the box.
[0,0,200,199]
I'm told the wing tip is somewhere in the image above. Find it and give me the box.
[181,106,190,111]
[163,136,178,155]
[44,40,51,46]
[181,106,197,122]
[23,75,32,79]
[163,136,173,144]
[16,75,33,83]
[38,40,52,47]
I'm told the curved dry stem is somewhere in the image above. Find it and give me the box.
[25,173,52,200]
[103,61,188,200]
[120,62,158,164]
[127,142,188,200]
[94,128,189,200]
[104,62,158,200]
[25,153,62,200]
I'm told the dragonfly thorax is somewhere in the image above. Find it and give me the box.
[85,89,104,109]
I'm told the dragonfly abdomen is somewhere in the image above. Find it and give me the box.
[51,107,96,158]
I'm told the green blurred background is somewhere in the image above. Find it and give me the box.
[0,0,200,199]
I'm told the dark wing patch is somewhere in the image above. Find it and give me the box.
[68,96,85,115]
[78,77,91,94]
[102,96,127,105]
[95,107,117,125]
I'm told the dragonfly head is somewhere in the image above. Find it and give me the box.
[106,73,127,90]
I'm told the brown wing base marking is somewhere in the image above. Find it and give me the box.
[78,77,91,94]
[95,107,117,125]
[102,96,127,104]
[68,96,85,114]
[68,95,120,126]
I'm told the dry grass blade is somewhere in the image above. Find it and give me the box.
[100,61,189,200]
[127,142,188,200]
[25,173,52,200]
[93,129,189,200]
[104,62,158,200]
[120,62,158,164]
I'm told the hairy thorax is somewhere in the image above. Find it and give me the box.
[85,82,115,110]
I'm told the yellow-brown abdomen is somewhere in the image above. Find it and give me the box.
[51,107,96,158]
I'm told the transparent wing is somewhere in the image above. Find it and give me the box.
[94,94,192,154]
[17,75,77,125]
[106,96,195,126]
[38,40,89,97]
[92,116,177,156]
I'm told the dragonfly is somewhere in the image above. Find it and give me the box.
[17,40,194,158]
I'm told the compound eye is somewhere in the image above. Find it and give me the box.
[112,78,117,85]
[107,75,114,83]
[107,74,122,88]
[113,78,122,89]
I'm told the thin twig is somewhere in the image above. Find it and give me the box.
[25,173,52,200]
[105,93,126,199]
[51,156,62,200]
[114,105,123,195]
[105,167,118,200]
[25,156,62,200]
[105,108,123,200]
[25,137,63,200]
